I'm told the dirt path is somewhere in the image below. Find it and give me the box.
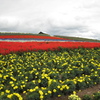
[77,84,100,98]
[48,84,100,100]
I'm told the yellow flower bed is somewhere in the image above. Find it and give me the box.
[0,48,100,100]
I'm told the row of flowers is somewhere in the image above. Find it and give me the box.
[68,91,100,100]
[0,35,69,40]
[0,41,100,55]
[0,48,100,99]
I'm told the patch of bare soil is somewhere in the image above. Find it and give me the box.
[77,84,100,98]
[48,84,100,100]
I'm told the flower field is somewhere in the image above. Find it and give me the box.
[0,41,100,55]
[0,48,100,100]
[0,35,69,40]
[0,35,100,100]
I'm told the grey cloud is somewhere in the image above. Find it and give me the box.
[46,23,97,39]
[0,16,98,40]
[0,0,100,40]
[91,32,100,40]
[47,25,87,35]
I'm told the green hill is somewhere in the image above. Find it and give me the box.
[54,35,100,42]
[0,32,100,42]
[0,32,50,36]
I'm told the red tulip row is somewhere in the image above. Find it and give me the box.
[0,41,100,55]
[0,35,69,40]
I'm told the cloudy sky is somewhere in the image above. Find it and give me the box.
[0,0,100,39]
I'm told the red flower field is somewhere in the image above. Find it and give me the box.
[0,35,69,40]
[0,41,100,55]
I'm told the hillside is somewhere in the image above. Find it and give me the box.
[1,32,100,100]
[0,32,50,36]
[0,32,100,42]
[54,35,100,42]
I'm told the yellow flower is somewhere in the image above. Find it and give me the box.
[58,95,61,97]
[7,94,13,99]
[35,86,39,89]
[3,76,7,79]
[57,86,60,88]
[21,81,25,84]
[0,87,3,90]
[39,90,43,95]
[25,80,28,82]
[73,91,76,94]
[38,79,41,83]
[13,93,23,100]
[48,90,52,94]
[60,88,63,91]
[1,92,4,95]
[23,91,26,93]
[42,77,44,79]
[41,87,46,90]
[45,93,48,95]
[53,89,57,93]
[65,85,69,89]
[40,95,44,99]
[10,77,16,81]
[5,90,10,93]
[36,72,39,75]
[11,84,14,87]
[14,86,19,89]
[29,89,34,92]
[9,81,13,84]
[0,74,2,78]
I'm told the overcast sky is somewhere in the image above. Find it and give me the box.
[0,0,100,39]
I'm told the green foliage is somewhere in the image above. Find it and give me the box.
[76,81,87,90]
[82,95,92,100]
[63,81,76,94]
[0,32,50,36]
[1,48,100,99]
[26,92,40,100]
[93,92,100,100]
[0,94,10,100]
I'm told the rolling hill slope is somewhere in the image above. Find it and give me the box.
[0,32,100,42]
[54,35,100,42]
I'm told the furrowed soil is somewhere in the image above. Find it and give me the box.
[48,84,100,100]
